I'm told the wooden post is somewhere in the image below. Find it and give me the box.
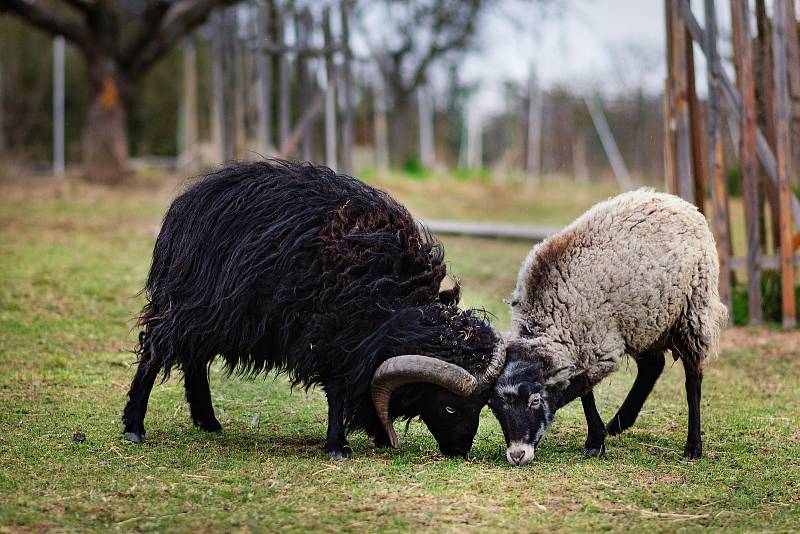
[771,0,797,328]
[686,29,708,213]
[755,0,781,251]
[784,0,800,185]
[340,1,355,174]
[323,6,337,171]
[418,85,435,167]
[278,7,290,147]
[664,78,677,192]
[572,134,590,185]
[233,8,247,159]
[179,38,198,171]
[731,0,763,324]
[211,12,225,162]
[255,1,274,156]
[0,63,5,161]
[704,0,733,320]
[526,68,543,187]
[668,0,695,204]
[53,36,65,176]
[295,9,312,161]
[466,107,482,170]
[373,61,389,173]
[584,94,633,191]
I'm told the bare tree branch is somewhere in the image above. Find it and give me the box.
[125,0,239,80]
[1,0,90,50]
[119,1,172,67]
[62,0,95,15]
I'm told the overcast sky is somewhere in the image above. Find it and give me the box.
[456,0,800,114]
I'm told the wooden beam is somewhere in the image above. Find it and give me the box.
[669,0,695,204]
[295,8,312,162]
[730,0,763,324]
[729,254,800,270]
[703,0,733,320]
[664,78,677,193]
[771,0,797,328]
[277,7,290,147]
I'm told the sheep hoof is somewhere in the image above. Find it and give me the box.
[326,445,352,460]
[584,445,605,458]
[683,442,702,460]
[193,417,223,433]
[123,432,143,444]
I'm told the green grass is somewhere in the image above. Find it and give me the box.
[1,175,799,532]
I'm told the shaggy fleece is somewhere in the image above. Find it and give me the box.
[508,189,728,387]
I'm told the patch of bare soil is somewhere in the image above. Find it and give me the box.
[720,327,800,357]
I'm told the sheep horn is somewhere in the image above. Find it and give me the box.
[472,338,507,386]
[370,355,478,448]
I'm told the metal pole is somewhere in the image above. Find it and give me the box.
[53,36,65,176]
[418,85,435,167]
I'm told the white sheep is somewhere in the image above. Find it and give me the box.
[488,189,727,466]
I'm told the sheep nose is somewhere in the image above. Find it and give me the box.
[509,449,526,465]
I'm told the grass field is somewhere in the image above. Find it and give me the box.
[1,172,799,532]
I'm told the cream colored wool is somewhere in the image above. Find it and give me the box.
[509,189,728,387]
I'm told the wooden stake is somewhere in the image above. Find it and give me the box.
[323,6,337,171]
[669,0,695,204]
[179,37,198,171]
[704,0,733,321]
[53,36,65,176]
[731,0,763,324]
[373,61,389,173]
[771,0,797,328]
[278,7,290,147]
[686,28,708,213]
[295,9,311,161]
[340,1,355,174]
[755,0,781,251]
[784,0,800,186]
[418,85,435,167]
[527,68,543,187]
[255,1,274,156]
[664,78,677,193]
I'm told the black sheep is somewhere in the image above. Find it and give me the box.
[122,160,505,459]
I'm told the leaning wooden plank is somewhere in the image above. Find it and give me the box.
[771,0,797,328]
[730,0,763,324]
[703,0,733,320]
[423,220,559,242]
[680,0,800,227]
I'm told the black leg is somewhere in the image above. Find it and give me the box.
[581,391,606,457]
[606,352,665,436]
[324,383,351,460]
[122,359,160,443]
[184,362,222,432]
[683,361,703,459]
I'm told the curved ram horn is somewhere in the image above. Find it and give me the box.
[472,338,507,386]
[370,355,478,448]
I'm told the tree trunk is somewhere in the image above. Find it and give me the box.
[82,56,130,184]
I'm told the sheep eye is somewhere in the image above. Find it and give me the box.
[445,406,456,414]
[528,393,542,409]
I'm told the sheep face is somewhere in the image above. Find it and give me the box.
[420,386,490,457]
[488,359,555,466]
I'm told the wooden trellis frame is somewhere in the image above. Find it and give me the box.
[664,0,799,327]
